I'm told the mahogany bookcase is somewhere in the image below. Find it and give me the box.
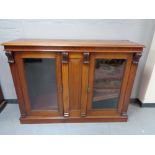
[2,39,144,123]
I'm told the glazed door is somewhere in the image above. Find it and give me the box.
[87,53,132,116]
[15,52,63,116]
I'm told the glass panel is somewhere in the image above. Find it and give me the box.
[23,58,58,111]
[92,59,125,109]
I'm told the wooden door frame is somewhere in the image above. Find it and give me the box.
[87,52,132,116]
[15,51,63,117]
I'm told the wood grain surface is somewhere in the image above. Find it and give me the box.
[2,39,144,48]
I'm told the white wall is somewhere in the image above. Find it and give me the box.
[138,31,155,103]
[143,65,155,103]
[0,19,155,99]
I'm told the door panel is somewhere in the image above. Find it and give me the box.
[69,59,82,110]
[68,53,83,117]
[62,52,89,117]
[15,52,63,116]
[87,53,132,116]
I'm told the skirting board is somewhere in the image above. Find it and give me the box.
[5,98,155,107]
[130,98,155,107]
[5,99,18,104]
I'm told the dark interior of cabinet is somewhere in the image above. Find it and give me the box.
[23,58,59,111]
[92,59,125,109]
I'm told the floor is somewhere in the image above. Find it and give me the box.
[0,103,155,135]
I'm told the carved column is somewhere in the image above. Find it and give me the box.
[5,51,15,63]
[83,52,90,64]
[133,53,142,64]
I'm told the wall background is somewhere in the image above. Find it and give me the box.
[0,19,155,99]
[138,32,155,103]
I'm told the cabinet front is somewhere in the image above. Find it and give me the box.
[87,53,132,116]
[14,51,133,119]
[15,52,63,116]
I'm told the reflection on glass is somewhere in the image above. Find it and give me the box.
[24,58,58,111]
[92,59,125,109]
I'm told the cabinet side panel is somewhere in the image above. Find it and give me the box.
[9,61,27,117]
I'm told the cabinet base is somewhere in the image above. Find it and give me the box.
[20,115,128,124]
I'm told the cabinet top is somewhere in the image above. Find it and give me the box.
[2,39,144,48]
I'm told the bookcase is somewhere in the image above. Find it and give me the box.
[2,39,144,123]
